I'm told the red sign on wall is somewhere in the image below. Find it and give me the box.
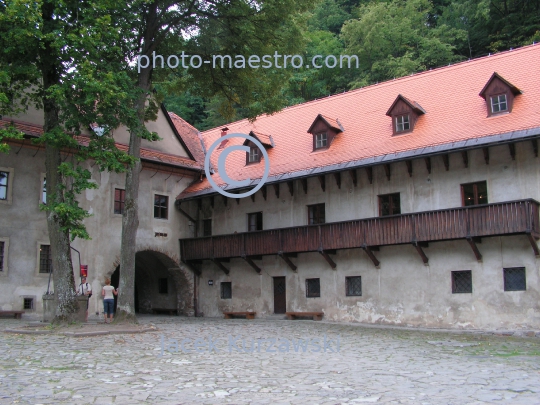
[80,265,88,277]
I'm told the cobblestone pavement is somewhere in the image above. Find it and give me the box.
[1,316,540,405]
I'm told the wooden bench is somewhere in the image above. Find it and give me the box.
[286,312,324,321]
[151,308,178,315]
[0,311,24,319]
[223,311,256,320]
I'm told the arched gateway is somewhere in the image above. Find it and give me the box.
[110,249,195,315]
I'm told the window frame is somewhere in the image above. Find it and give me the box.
[490,93,508,115]
[394,114,411,133]
[39,173,47,205]
[153,194,169,220]
[461,181,488,207]
[306,278,321,298]
[220,282,232,299]
[23,297,34,310]
[0,237,8,275]
[38,244,53,275]
[0,167,14,205]
[345,276,362,297]
[247,145,261,164]
[114,188,126,215]
[307,203,325,225]
[451,270,472,294]
[378,193,401,216]
[247,212,263,232]
[503,267,526,291]
[314,132,328,150]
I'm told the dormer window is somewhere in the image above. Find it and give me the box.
[386,95,425,135]
[248,146,260,163]
[395,115,410,133]
[244,131,274,165]
[307,114,344,152]
[479,72,521,117]
[315,132,328,149]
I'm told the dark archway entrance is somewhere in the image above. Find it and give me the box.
[111,250,191,314]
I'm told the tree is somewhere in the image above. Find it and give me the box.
[0,0,137,322]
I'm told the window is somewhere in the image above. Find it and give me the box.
[308,203,325,225]
[452,271,472,294]
[154,194,169,219]
[221,282,232,299]
[42,177,47,204]
[503,267,526,291]
[158,278,168,294]
[315,132,328,149]
[0,171,8,200]
[247,212,263,232]
[395,115,410,133]
[461,181,488,206]
[0,241,4,272]
[114,188,125,214]
[23,298,34,310]
[379,193,401,216]
[248,146,260,163]
[306,278,320,298]
[346,276,362,296]
[491,94,508,114]
[203,219,212,237]
[39,245,52,274]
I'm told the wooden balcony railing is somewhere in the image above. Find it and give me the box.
[180,199,540,264]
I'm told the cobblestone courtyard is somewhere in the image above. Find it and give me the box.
[1,316,540,405]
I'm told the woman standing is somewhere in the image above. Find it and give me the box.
[102,278,118,323]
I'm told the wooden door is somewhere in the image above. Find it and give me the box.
[273,277,286,314]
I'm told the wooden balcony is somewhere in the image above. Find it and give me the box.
[179,199,540,270]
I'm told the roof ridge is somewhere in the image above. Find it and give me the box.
[168,111,200,133]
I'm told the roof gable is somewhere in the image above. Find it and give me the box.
[307,114,344,134]
[479,72,522,99]
[386,94,426,116]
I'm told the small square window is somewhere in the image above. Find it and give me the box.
[461,181,488,206]
[221,282,232,299]
[306,278,320,298]
[346,276,362,296]
[248,146,260,163]
[379,193,401,216]
[158,278,168,294]
[247,212,263,231]
[114,188,125,214]
[395,115,410,133]
[308,203,325,225]
[452,270,472,294]
[491,94,508,113]
[0,171,8,200]
[0,241,4,272]
[202,219,212,237]
[154,194,169,219]
[39,245,52,274]
[315,132,328,149]
[503,267,526,291]
[23,298,33,310]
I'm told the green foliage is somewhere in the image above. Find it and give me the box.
[0,125,23,154]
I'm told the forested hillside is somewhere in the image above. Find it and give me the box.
[164,0,540,130]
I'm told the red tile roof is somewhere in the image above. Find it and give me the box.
[168,112,206,163]
[249,131,274,147]
[178,45,540,200]
[1,118,202,171]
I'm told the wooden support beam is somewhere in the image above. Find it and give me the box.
[318,175,326,192]
[301,178,308,194]
[466,237,482,261]
[209,196,214,209]
[273,183,280,199]
[509,143,516,160]
[212,259,230,275]
[366,167,373,184]
[406,160,413,177]
[251,194,255,202]
[262,186,267,201]
[287,181,294,197]
[318,249,336,269]
[278,251,297,271]
[532,139,538,157]
[442,154,449,171]
[361,245,380,267]
[349,169,357,187]
[197,199,202,211]
[242,255,261,274]
[526,233,540,256]
[424,157,431,174]
[384,164,391,181]
[483,147,489,165]
[334,172,341,189]
[223,195,227,207]
[461,151,468,168]
[412,242,429,265]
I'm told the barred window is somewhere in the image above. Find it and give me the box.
[379,193,401,216]
[306,278,320,298]
[39,245,52,274]
[503,267,526,291]
[158,278,168,294]
[221,282,232,299]
[0,241,4,271]
[346,276,362,296]
[154,194,169,219]
[308,203,325,225]
[114,188,125,214]
[23,298,34,310]
[452,270,472,294]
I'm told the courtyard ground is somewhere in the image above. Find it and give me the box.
[1,315,539,405]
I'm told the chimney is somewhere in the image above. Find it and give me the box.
[218,127,229,149]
